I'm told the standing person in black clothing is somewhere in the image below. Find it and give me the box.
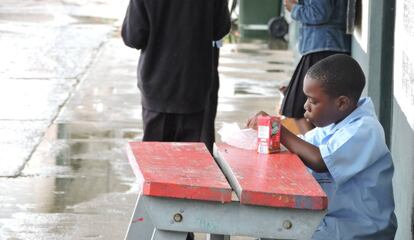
[201,40,221,153]
[121,0,231,144]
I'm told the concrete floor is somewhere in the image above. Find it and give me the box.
[0,1,296,239]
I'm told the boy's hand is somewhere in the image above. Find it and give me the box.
[284,0,297,12]
[246,111,269,130]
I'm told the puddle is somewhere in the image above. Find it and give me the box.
[1,122,140,217]
[234,48,273,55]
[0,13,54,23]
[266,69,284,73]
[0,121,139,238]
[49,122,142,140]
[218,39,292,97]
[226,30,289,50]
[70,15,117,25]
[267,38,289,50]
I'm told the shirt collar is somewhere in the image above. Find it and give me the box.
[324,97,376,133]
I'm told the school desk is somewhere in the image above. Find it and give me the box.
[125,142,327,240]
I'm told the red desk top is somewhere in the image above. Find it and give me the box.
[215,144,327,210]
[127,142,232,203]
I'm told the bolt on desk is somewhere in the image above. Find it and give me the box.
[125,142,327,240]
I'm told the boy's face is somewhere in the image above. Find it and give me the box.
[303,76,343,127]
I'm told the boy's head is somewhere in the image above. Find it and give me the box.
[303,54,365,127]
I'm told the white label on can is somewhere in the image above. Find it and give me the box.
[258,125,270,139]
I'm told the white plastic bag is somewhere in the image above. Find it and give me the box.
[217,122,257,150]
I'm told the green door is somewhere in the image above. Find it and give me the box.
[239,0,282,39]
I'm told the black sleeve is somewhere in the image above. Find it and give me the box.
[213,0,231,41]
[121,0,149,50]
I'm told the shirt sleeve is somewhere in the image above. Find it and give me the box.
[121,0,149,50]
[318,119,388,185]
[304,127,324,145]
[291,0,333,25]
[213,0,231,41]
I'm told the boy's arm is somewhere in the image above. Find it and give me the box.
[281,125,327,172]
[247,111,327,172]
[121,0,149,50]
[290,0,333,25]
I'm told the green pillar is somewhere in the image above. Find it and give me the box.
[367,0,395,146]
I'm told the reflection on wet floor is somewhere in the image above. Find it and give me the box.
[18,123,138,211]
[218,39,293,97]
[0,121,138,238]
[0,13,54,22]
[70,15,117,25]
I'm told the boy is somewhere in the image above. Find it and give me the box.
[247,54,397,239]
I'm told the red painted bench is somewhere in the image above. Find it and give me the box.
[127,142,232,203]
[125,142,327,240]
[215,144,327,210]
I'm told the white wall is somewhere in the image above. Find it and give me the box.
[392,0,414,239]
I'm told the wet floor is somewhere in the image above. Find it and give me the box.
[0,1,295,239]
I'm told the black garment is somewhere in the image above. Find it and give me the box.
[122,0,231,114]
[201,47,220,153]
[280,51,346,118]
[142,108,204,142]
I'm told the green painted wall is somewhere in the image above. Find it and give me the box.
[351,0,393,145]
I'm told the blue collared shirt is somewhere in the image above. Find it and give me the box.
[291,0,351,55]
[304,98,397,239]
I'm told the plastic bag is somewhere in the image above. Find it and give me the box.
[217,122,257,150]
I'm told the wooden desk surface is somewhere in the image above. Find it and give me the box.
[128,142,232,203]
[215,144,328,210]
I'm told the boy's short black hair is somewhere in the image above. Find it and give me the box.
[306,54,366,102]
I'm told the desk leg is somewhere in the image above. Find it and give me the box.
[125,193,155,240]
[151,229,187,240]
[207,234,230,240]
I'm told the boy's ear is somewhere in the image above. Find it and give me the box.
[336,96,351,111]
